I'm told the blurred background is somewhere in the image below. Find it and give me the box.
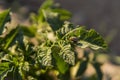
[0,0,120,80]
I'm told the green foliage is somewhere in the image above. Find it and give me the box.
[58,43,75,65]
[0,9,10,35]
[78,29,107,50]
[1,27,23,50]
[92,62,103,80]
[0,0,108,80]
[0,62,13,80]
[37,46,52,66]
[76,58,89,76]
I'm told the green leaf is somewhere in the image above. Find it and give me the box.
[78,29,107,50]
[59,42,75,65]
[92,62,103,80]
[0,62,13,80]
[39,0,53,10]
[43,10,63,31]
[56,21,74,39]
[21,25,36,37]
[0,9,11,35]
[57,25,107,50]
[52,9,72,20]
[37,0,54,23]
[37,46,52,66]
[2,27,24,50]
[51,45,69,74]
[76,60,88,76]
[54,53,69,74]
[52,49,68,74]
[0,52,6,59]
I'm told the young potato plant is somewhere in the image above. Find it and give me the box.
[0,0,107,80]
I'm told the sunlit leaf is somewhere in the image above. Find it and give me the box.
[54,53,69,74]
[37,46,52,66]
[56,21,74,39]
[52,9,72,20]
[78,29,107,50]
[2,27,24,50]
[52,45,69,74]
[38,0,54,23]
[42,1,72,31]
[59,42,75,65]
[39,0,53,10]
[21,25,36,37]
[0,9,11,35]
[57,25,107,50]
[43,10,63,31]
